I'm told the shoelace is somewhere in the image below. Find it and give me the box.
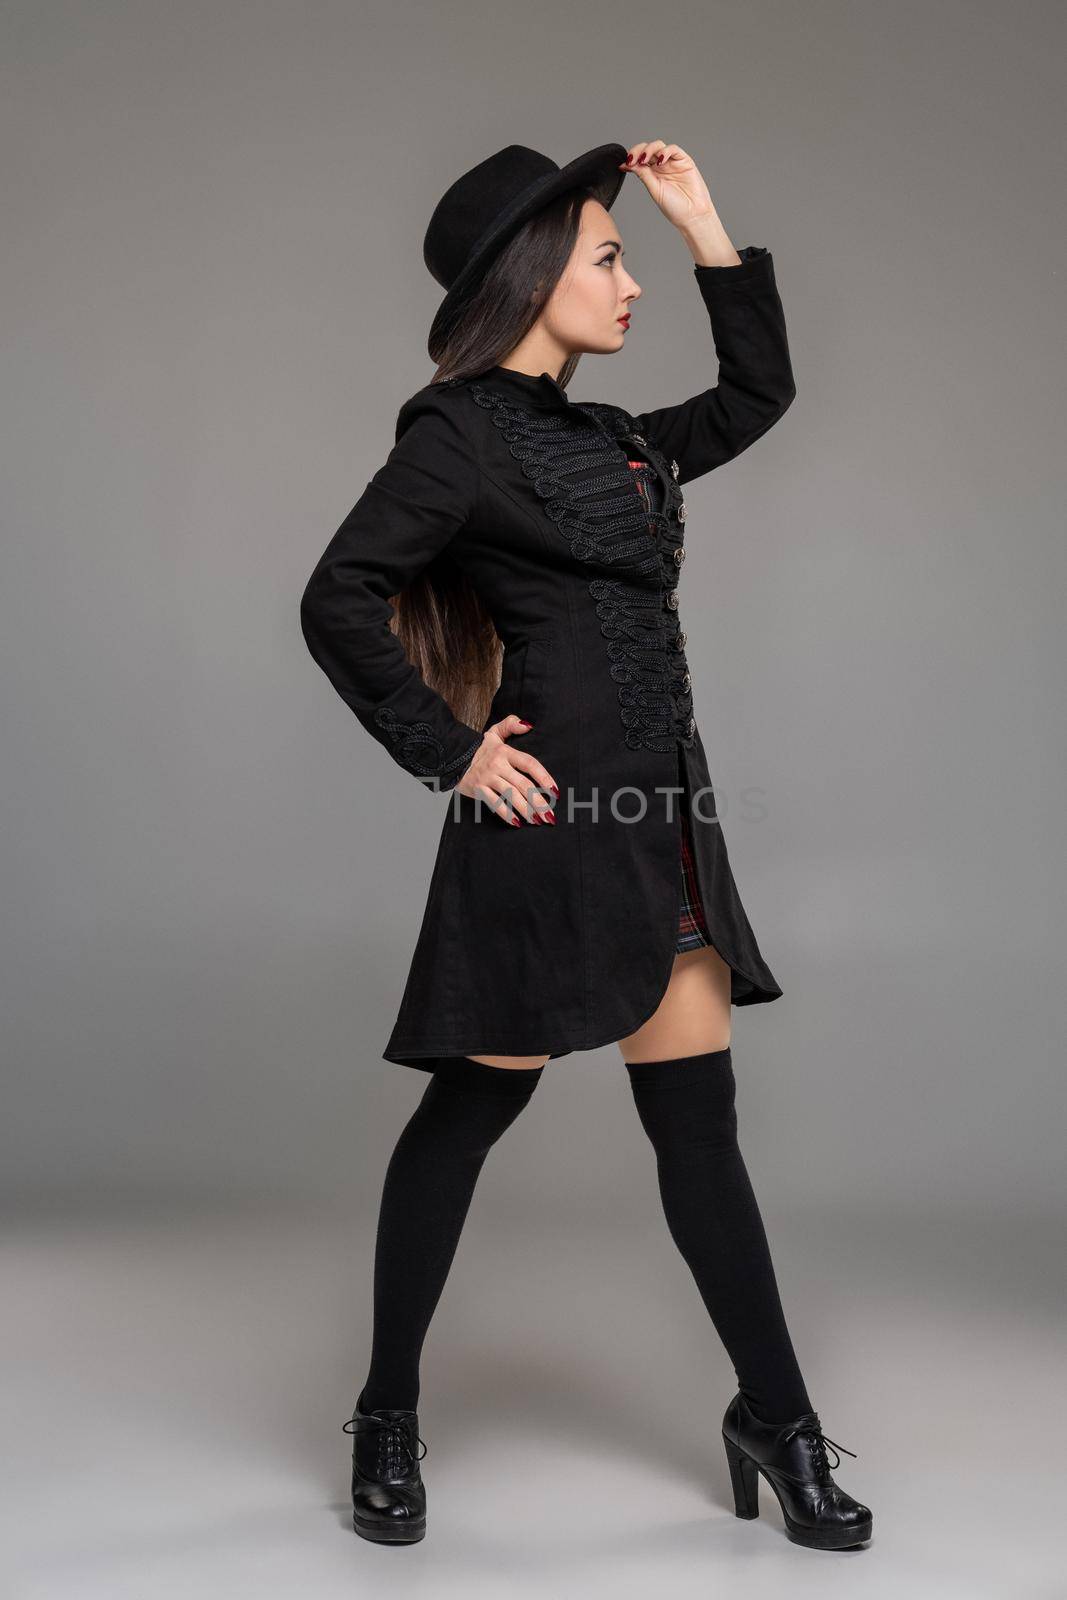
[777,1413,857,1484]
[343,1413,429,1472]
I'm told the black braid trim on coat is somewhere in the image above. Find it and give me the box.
[372,706,484,789]
[467,382,695,753]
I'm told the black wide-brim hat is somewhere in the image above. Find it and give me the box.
[424,142,629,354]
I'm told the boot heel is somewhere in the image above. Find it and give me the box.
[723,1433,760,1519]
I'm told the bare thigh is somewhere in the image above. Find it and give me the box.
[615,944,733,1063]
[465,1053,552,1069]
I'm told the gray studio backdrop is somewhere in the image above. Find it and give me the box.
[7,8,1067,1596]
[4,2,1063,1229]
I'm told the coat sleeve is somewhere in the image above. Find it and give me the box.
[630,245,796,485]
[299,403,487,792]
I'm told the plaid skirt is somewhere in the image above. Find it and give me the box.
[627,458,712,956]
[677,804,712,952]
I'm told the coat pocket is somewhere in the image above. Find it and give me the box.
[486,631,557,730]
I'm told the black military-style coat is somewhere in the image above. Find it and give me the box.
[300,244,795,1070]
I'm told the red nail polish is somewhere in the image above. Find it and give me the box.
[638,153,647,164]
[543,809,555,824]
[551,784,559,797]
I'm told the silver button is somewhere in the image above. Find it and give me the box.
[665,588,679,611]
[670,459,680,479]
[677,501,687,523]
[673,545,685,566]
[676,629,687,650]
[685,716,696,738]
[681,671,691,692]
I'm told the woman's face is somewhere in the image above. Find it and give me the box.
[539,197,642,357]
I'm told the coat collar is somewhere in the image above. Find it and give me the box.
[478,363,572,410]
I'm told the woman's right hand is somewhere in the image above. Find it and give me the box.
[455,715,558,825]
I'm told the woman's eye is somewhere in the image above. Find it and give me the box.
[597,254,616,267]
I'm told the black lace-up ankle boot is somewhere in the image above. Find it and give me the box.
[721,1391,873,1549]
[342,1387,428,1543]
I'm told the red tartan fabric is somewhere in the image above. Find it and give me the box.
[626,458,711,955]
[677,804,712,951]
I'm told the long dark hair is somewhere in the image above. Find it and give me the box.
[390,187,597,740]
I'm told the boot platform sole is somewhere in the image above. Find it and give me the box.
[352,1510,426,1544]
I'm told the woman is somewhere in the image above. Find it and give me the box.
[300,139,872,1551]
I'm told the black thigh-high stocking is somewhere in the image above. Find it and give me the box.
[625,1046,813,1425]
[358,1053,544,1414]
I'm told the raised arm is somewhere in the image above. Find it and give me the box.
[631,246,796,485]
[299,402,486,791]
[613,140,795,485]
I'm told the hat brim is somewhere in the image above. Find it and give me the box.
[428,141,630,353]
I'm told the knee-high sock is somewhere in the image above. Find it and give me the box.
[359,1054,544,1413]
[625,1046,813,1424]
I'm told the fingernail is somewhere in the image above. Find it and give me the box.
[510,816,522,827]
[637,153,647,164]
[543,809,555,824]
[625,154,633,165]
[551,784,559,797]
[519,719,533,727]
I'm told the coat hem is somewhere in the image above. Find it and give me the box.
[381,941,783,1072]
[379,965,782,1072]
